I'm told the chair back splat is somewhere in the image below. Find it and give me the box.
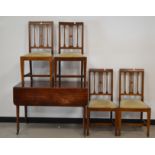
[89,69,113,101]
[29,21,54,55]
[119,69,144,104]
[59,22,84,54]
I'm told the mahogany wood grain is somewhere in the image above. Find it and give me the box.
[13,81,88,135]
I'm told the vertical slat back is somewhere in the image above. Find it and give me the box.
[119,69,144,102]
[39,24,43,47]
[89,69,113,101]
[129,71,134,94]
[29,21,54,55]
[59,22,84,54]
[98,72,103,93]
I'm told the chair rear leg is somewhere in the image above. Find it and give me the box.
[81,60,83,87]
[58,61,61,85]
[110,111,114,125]
[25,106,28,123]
[140,112,143,120]
[29,60,33,81]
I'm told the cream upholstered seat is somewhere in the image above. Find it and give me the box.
[120,99,149,109]
[58,53,84,57]
[22,51,51,57]
[89,99,117,108]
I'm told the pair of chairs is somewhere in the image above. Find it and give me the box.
[86,68,151,137]
[20,21,87,87]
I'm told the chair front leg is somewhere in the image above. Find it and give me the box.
[117,109,122,136]
[87,109,90,136]
[115,110,118,136]
[147,109,151,137]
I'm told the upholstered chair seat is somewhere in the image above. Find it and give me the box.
[89,99,117,108]
[120,99,149,109]
[23,51,51,57]
[58,53,84,57]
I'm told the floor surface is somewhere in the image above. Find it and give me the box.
[0,123,154,138]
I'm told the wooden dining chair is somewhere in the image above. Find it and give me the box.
[54,22,87,87]
[86,69,118,136]
[118,69,151,137]
[20,21,54,83]
[20,21,54,123]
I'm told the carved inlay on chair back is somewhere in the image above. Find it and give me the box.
[89,69,113,101]
[119,69,144,102]
[59,22,84,54]
[29,21,54,54]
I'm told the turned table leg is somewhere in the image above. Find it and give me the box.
[16,105,20,135]
[83,106,87,136]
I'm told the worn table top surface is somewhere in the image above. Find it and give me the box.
[14,81,88,89]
